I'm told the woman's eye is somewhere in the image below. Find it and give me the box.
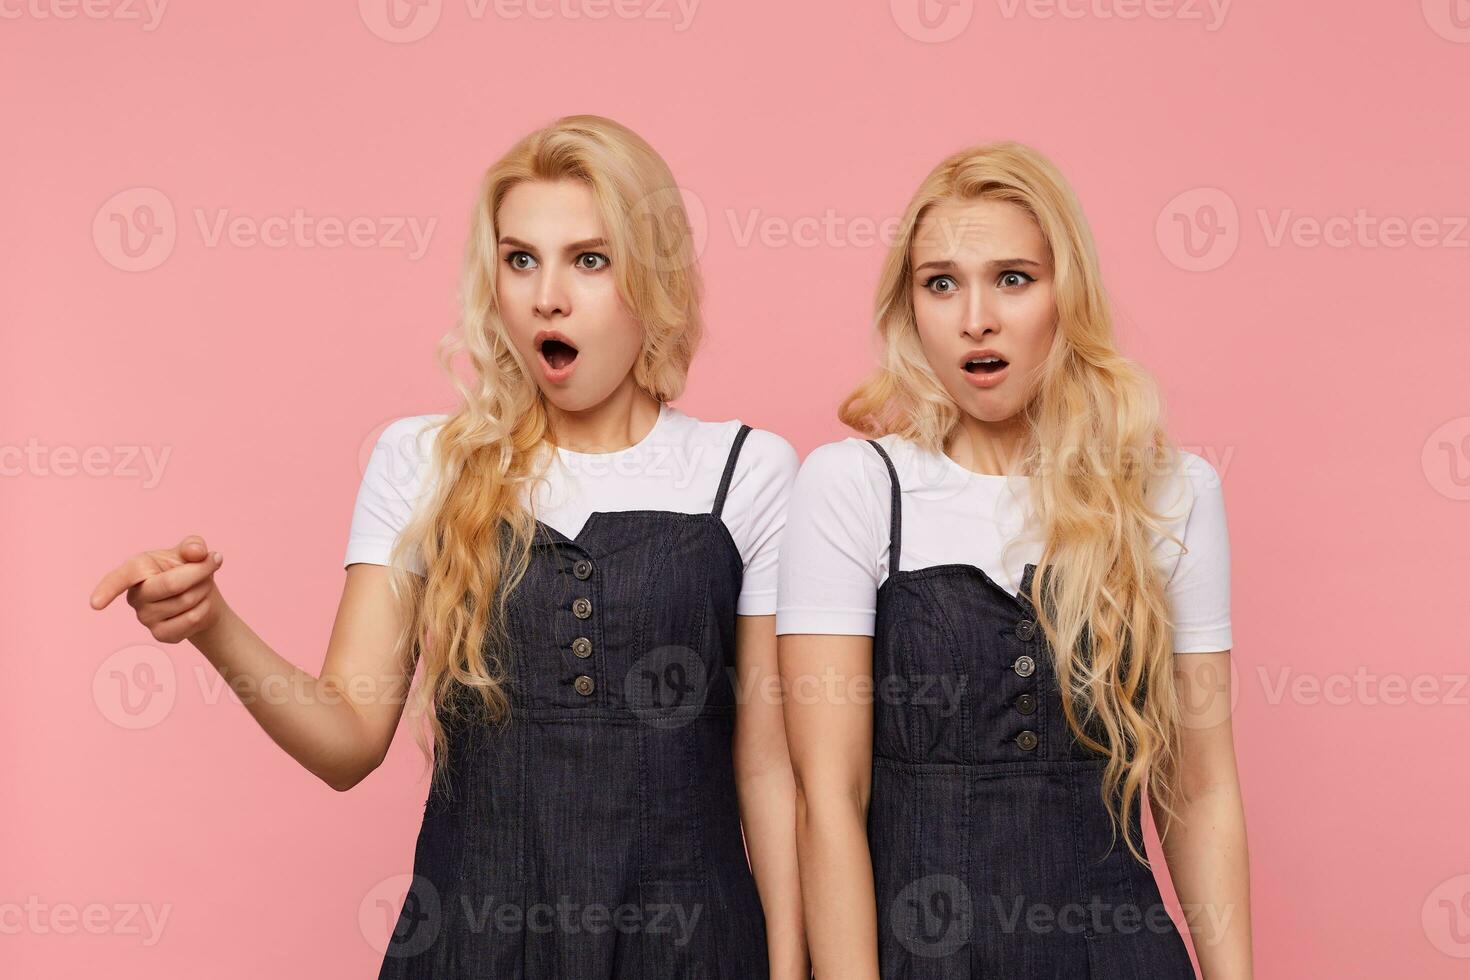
[923,274,958,294]
[576,252,610,271]
[999,271,1035,288]
[506,251,537,270]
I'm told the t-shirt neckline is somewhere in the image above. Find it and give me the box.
[553,401,670,461]
[886,433,1020,488]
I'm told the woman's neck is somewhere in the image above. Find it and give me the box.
[544,380,662,454]
[945,415,1031,477]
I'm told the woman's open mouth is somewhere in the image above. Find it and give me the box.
[963,356,1008,375]
[535,333,580,381]
[961,353,1010,389]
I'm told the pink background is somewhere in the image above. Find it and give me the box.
[5,1,1469,976]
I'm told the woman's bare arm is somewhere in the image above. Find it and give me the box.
[89,534,413,791]
[779,631,880,980]
[1153,651,1254,979]
[731,613,810,980]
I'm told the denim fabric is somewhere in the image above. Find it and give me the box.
[864,440,1197,979]
[379,426,769,979]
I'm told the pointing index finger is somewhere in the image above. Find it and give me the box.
[89,556,153,610]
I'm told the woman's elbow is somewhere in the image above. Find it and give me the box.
[793,774,870,824]
[320,745,388,792]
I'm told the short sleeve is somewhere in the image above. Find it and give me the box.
[1165,455,1233,654]
[721,428,800,616]
[343,415,444,575]
[775,440,887,636]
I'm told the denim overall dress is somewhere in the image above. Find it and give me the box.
[864,440,1197,979]
[378,425,769,980]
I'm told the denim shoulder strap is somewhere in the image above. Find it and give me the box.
[712,424,753,519]
[866,438,902,575]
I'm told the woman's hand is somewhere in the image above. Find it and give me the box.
[89,534,226,643]
[89,536,410,791]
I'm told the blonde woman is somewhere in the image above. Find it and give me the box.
[89,115,807,979]
[777,142,1252,978]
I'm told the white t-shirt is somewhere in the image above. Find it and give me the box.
[775,434,1233,653]
[344,403,799,616]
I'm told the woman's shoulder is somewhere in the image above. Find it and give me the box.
[361,413,450,500]
[1176,449,1224,489]
[665,405,800,479]
[789,435,896,500]
[372,412,451,456]
[800,434,890,470]
[375,413,451,453]
[1148,448,1225,525]
[801,433,966,493]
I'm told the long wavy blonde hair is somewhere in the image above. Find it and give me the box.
[382,115,703,794]
[840,140,1189,864]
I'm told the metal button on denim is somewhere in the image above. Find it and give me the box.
[1013,654,1036,677]
[1014,619,1035,641]
[1015,730,1038,751]
[1015,692,1037,715]
[571,636,593,659]
[573,674,595,696]
[573,559,594,580]
[572,597,593,619]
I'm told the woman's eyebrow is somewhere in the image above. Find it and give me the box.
[913,256,1044,274]
[496,236,608,253]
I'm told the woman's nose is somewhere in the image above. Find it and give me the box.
[534,271,570,318]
